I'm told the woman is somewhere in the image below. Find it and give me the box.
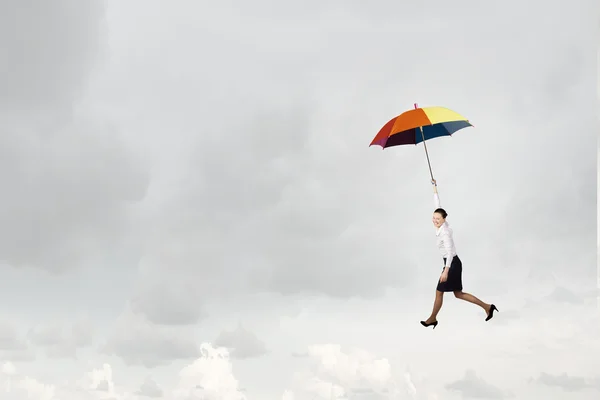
[420,179,498,329]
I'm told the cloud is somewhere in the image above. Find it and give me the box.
[128,271,207,326]
[0,322,27,351]
[102,309,200,368]
[27,316,94,359]
[88,363,115,394]
[0,346,247,399]
[136,377,163,398]
[11,376,56,400]
[0,360,142,400]
[304,377,346,399]
[2,361,15,375]
[0,362,55,400]
[0,322,35,362]
[307,344,393,390]
[214,324,268,359]
[445,369,512,399]
[404,367,417,399]
[171,343,247,400]
[0,317,96,362]
[0,348,35,363]
[534,372,600,392]
[281,389,295,400]
[287,344,426,399]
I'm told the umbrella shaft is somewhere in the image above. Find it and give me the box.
[419,126,435,181]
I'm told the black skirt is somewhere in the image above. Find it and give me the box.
[436,255,463,292]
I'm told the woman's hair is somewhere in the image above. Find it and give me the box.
[434,208,448,219]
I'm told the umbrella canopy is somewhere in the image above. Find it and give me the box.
[370,106,472,149]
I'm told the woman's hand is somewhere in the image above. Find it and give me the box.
[439,268,449,283]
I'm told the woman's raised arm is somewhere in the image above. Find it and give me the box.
[432,179,440,209]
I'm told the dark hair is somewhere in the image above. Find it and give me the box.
[434,208,448,219]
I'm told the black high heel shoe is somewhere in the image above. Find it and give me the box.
[485,304,498,321]
[420,320,438,329]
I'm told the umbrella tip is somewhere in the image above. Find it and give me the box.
[414,103,418,109]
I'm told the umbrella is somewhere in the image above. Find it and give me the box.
[369,103,473,182]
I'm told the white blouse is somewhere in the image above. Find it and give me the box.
[434,193,457,268]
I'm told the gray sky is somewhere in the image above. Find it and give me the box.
[0,0,598,399]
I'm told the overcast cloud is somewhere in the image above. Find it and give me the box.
[0,0,598,398]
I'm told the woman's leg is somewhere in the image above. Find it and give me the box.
[425,290,444,323]
[453,290,490,313]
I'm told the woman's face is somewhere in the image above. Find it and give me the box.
[432,212,445,228]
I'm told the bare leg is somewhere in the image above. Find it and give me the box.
[454,291,490,313]
[425,290,444,323]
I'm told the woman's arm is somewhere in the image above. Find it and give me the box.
[432,179,440,209]
[441,229,455,268]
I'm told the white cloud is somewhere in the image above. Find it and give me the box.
[2,362,15,375]
[171,343,247,400]
[0,363,55,400]
[307,344,393,391]
[304,377,346,399]
[88,363,116,394]
[13,376,56,400]
[0,346,247,399]
[404,367,417,399]
[288,344,415,399]
[0,361,146,400]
